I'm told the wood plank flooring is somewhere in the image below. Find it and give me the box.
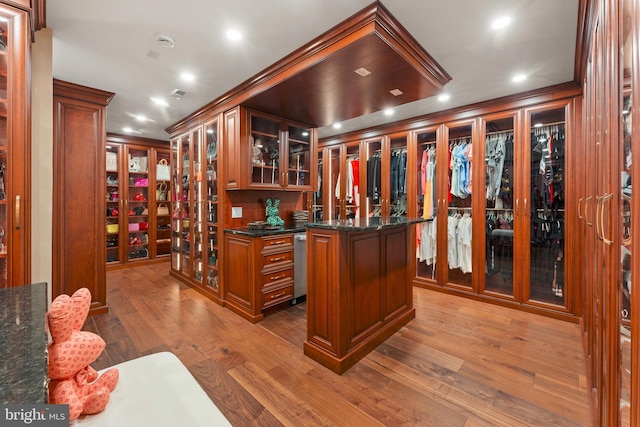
[84,263,591,426]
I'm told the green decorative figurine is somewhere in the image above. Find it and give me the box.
[265,198,284,227]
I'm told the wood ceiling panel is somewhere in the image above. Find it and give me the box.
[243,34,443,127]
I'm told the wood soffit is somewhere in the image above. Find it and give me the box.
[166,1,451,133]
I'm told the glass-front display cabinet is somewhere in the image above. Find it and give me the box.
[0,3,29,287]
[125,146,150,262]
[154,148,171,258]
[618,0,636,423]
[204,119,220,295]
[415,126,439,283]
[524,105,567,307]
[444,121,474,289]
[482,113,516,300]
[248,111,313,190]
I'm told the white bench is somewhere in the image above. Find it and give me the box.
[73,352,231,426]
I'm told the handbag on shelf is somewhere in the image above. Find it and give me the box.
[134,177,148,187]
[156,182,168,201]
[106,151,118,172]
[156,159,171,181]
[139,222,148,231]
[133,206,145,216]
[128,223,140,232]
[129,155,148,173]
[106,222,119,234]
[157,203,169,216]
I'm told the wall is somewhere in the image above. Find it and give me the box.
[31,28,53,301]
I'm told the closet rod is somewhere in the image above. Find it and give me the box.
[448,136,470,143]
[485,129,514,137]
[532,120,566,128]
[420,141,437,146]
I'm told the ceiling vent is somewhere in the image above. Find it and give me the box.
[170,89,186,100]
[155,35,175,49]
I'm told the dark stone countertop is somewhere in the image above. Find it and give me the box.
[224,224,306,237]
[0,282,48,404]
[305,216,430,231]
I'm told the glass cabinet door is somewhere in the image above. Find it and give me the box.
[287,125,311,188]
[365,138,383,217]
[445,123,473,289]
[415,127,438,283]
[126,146,150,262]
[250,114,280,187]
[205,120,219,292]
[171,134,187,272]
[619,0,635,422]
[105,143,121,264]
[389,132,408,217]
[345,142,360,218]
[526,106,566,305]
[313,148,323,221]
[154,148,171,258]
[326,145,342,220]
[191,127,204,283]
[483,114,516,298]
[0,5,28,288]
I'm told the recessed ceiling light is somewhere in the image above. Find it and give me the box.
[390,89,403,96]
[302,131,309,137]
[384,108,394,116]
[151,97,169,107]
[354,67,371,77]
[206,129,214,134]
[438,93,450,102]
[491,16,511,30]
[226,29,242,41]
[123,127,133,133]
[135,115,147,122]
[181,72,195,82]
[333,123,342,130]
[512,73,527,83]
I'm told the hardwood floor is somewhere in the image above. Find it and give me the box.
[84,263,591,426]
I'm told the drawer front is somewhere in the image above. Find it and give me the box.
[262,250,293,268]
[262,284,293,309]
[261,234,293,251]
[262,267,293,288]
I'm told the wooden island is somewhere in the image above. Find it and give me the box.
[304,217,426,374]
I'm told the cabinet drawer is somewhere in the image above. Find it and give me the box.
[262,267,293,287]
[261,234,293,251]
[262,250,293,267]
[262,284,293,309]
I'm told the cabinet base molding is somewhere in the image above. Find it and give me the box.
[169,270,224,307]
[412,279,580,324]
[304,308,415,375]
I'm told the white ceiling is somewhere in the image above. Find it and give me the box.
[46,0,579,141]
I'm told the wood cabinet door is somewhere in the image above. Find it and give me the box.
[53,80,114,315]
[224,106,241,189]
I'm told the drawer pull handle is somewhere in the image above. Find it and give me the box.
[270,292,286,300]
[271,274,286,281]
[270,240,286,245]
[270,256,286,262]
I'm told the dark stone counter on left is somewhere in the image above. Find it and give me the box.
[0,282,48,404]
